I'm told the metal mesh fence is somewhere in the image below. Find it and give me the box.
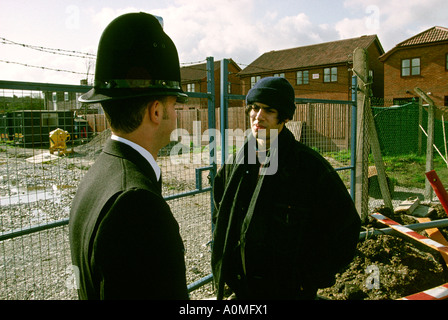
[0,86,216,299]
[292,102,354,189]
[367,97,448,211]
[0,83,357,300]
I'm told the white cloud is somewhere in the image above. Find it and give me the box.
[152,0,340,65]
[4,0,448,84]
[339,0,448,51]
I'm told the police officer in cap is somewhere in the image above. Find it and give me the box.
[69,12,189,300]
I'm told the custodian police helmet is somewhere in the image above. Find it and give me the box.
[79,12,188,104]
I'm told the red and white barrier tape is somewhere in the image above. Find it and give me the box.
[371,213,448,300]
[399,283,448,300]
[371,213,448,256]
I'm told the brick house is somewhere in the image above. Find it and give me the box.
[180,59,242,109]
[379,26,448,107]
[238,35,385,101]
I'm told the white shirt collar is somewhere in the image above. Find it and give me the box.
[111,134,161,181]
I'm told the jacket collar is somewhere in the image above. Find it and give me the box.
[102,138,159,185]
[110,134,161,180]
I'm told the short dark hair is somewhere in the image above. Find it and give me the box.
[101,96,168,133]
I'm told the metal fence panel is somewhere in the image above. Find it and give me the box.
[0,81,217,299]
[0,68,357,300]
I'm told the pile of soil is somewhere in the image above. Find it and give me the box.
[318,205,448,300]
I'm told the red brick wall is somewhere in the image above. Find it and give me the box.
[180,61,243,109]
[240,65,354,102]
[383,42,448,106]
[239,43,384,103]
[367,43,384,98]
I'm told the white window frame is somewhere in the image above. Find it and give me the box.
[324,67,337,82]
[251,76,261,88]
[297,70,309,85]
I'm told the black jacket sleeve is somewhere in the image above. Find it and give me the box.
[302,169,361,289]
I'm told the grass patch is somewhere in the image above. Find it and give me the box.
[325,150,448,190]
[381,153,448,189]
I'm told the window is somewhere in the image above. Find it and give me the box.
[446,54,448,71]
[297,70,309,85]
[251,76,261,88]
[274,73,285,78]
[187,83,195,92]
[41,113,58,127]
[402,58,420,76]
[324,67,337,82]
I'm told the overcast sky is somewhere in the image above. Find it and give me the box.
[1,0,448,85]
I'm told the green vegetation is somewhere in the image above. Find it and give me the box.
[327,150,448,191]
[380,153,448,189]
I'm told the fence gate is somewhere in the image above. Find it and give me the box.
[0,57,217,299]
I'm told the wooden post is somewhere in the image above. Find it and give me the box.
[354,48,393,220]
[354,48,369,221]
[365,90,393,210]
[418,97,423,155]
[414,87,435,201]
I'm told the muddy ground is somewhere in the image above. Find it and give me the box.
[318,205,448,300]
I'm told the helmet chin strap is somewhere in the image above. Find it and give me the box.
[95,79,182,90]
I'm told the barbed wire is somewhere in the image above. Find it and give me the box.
[0,36,356,95]
[0,37,96,59]
[0,59,89,75]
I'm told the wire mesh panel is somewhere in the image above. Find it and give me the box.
[0,80,358,300]
[0,86,96,299]
[0,84,216,299]
[364,98,448,211]
[292,102,354,188]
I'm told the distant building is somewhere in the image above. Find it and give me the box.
[380,26,448,106]
[43,91,81,111]
[180,59,242,109]
[238,35,385,101]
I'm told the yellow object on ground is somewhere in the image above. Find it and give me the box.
[49,128,72,155]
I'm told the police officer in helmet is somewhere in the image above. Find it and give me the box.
[69,12,189,300]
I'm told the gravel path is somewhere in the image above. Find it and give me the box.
[0,140,215,299]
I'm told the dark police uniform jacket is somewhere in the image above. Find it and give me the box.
[69,139,188,299]
[211,127,361,299]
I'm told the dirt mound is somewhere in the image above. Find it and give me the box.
[318,206,448,300]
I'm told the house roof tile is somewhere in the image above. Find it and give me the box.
[380,26,448,61]
[181,59,241,82]
[397,26,448,47]
[238,35,382,76]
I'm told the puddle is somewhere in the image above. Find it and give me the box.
[0,186,64,206]
[25,153,60,164]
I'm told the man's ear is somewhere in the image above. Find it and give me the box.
[147,100,162,124]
